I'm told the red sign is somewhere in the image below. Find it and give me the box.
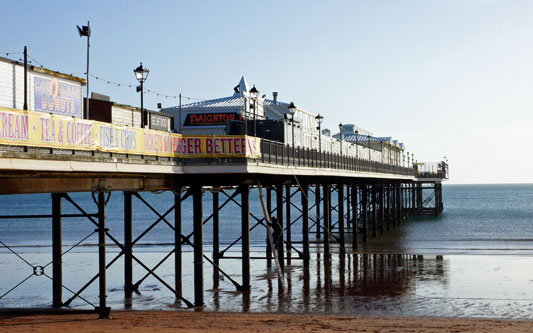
[184,112,242,126]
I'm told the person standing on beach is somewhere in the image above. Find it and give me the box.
[269,216,282,250]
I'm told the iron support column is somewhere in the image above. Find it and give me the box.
[193,185,204,307]
[371,185,377,238]
[323,183,330,257]
[175,190,183,299]
[285,185,291,265]
[52,193,62,308]
[124,192,133,295]
[212,189,219,284]
[241,185,250,291]
[362,185,368,243]
[97,192,109,318]
[379,185,385,234]
[411,183,416,214]
[338,183,345,248]
[266,187,272,263]
[315,185,321,239]
[387,184,392,231]
[351,185,358,249]
[301,183,310,267]
[276,184,285,271]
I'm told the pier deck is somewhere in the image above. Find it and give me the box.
[0,116,447,317]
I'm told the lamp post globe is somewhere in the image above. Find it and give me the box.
[134,63,149,128]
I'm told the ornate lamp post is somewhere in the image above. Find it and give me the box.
[249,85,259,137]
[315,113,323,153]
[355,129,359,158]
[134,63,149,128]
[338,122,343,155]
[288,102,297,147]
[368,135,371,161]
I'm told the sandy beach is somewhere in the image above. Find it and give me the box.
[1,311,532,332]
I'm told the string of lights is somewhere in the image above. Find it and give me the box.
[87,74,207,102]
[0,51,22,57]
[1,52,207,103]
[1,51,45,68]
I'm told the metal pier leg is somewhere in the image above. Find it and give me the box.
[323,183,330,257]
[328,186,332,235]
[276,184,285,271]
[362,185,368,244]
[411,183,418,215]
[52,193,62,308]
[124,192,133,308]
[266,187,272,265]
[212,189,219,285]
[315,185,321,239]
[338,183,345,248]
[175,189,183,300]
[193,185,204,307]
[418,183,423,214]
[241,185,250,291]
[346,186,351,231]
[97,192,110,318]
[286,185,291,265]
[379,185,384,235]
[301,183,310,268]
[371,185,377,238]
[351,185,358,250]
[391,185,396,228]
[386,185,391,231]
[396,184,403,226]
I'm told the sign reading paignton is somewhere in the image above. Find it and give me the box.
[34,77,83,118]
[184,112,242,126]
[0,107,261,159]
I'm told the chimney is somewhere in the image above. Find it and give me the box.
[272,92,278,104]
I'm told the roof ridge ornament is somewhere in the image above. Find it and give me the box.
[233,75,250,97]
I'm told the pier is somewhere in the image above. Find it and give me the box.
[0,107,447,317]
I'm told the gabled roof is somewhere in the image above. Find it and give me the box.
[181,96,287,109]
[181,76,288,109]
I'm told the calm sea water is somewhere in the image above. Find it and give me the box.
[1,184,533,319]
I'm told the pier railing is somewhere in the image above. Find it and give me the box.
[260,139,414,176]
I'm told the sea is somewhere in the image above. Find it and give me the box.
[1,184,533,319]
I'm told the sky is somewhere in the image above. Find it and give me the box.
[2,0,533,184]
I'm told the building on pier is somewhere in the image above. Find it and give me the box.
[0,56,85,117]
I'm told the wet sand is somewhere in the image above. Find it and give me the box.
[2,311,533,332]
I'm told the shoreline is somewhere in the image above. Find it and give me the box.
[2,310,533,332]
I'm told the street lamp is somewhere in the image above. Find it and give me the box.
[288,102,297,147]
[380,141,384,163]
[249,85,259,137]
[134,63,149,128]
[355,130,359,158]
[315,113,323,153]
[368,135,371,161]
[338,122,343,155]
[77,21,91,119]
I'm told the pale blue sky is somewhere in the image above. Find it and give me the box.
[2,0,533,184]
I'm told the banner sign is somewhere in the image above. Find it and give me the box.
[34,77,83,118]
[183,112,242,126]
[0,107,261,158]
